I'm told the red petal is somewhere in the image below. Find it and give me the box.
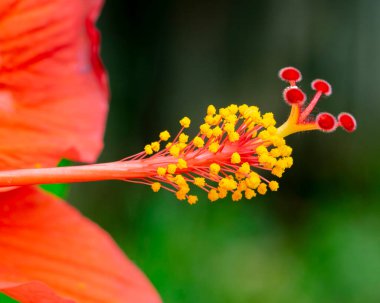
[0,187,161,303]
[0,0,109,170]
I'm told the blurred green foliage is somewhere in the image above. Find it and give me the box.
[66,0,379,302]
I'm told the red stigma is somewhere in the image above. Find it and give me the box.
[311,79,332,96]
[279,67,302,82]
[316,113,337,132]
[283,87,306,105]
[338,113,357,132]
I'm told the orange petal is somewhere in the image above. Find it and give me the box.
[0,0,109,170]
[0,187,161,303]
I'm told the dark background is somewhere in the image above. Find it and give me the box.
[71,0,379,302]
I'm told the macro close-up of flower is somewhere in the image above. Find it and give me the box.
[1,0,379,303]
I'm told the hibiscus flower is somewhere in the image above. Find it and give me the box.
[0,1,161,302]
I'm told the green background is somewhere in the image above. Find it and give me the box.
[5,0,379,302]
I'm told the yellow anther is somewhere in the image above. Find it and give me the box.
[193,136,204,148]
[284,157,293,168]
[261,112,276,128]
[279,145,292,157]
[210,163,221,175]
[267,126,278,135]
[179,133,189,143]
[219,177,237,191]
[271,166,284,178]
[159,130,171,141]
[272,136,286,147]
[157,167,167,176]
[176,190,187,200]
[231,152,241,164]
[269,148,281,157]
[258,130,270,140]
[144,144,153,155]
[225,114,238,125]
[174,175,187,186]
[227,104,239,115]
[151,141,160,152]
[208,142,220,153]
[256,145,268,155]
[212,126,223,137]
[151,182,161,192]
[177,158,188,169]
[178,142,187,150]
[239,104,249,115]
[257,183,267,195]
[204,115,214,125]
[180,116,191,128]
[207,105,217,115]
[167,164,177,174]
[238,162,251,175]
[200,123,210,134]
[228,132,240,142]
[212,114,222,125]
[219,107,230,118]
[246,172,260,189]
[194,177,206,187]
[188,195,198,205]
[208,189,219,202]
[218,188,228,198]
[224,123,235,133]
[165,142,172,149]
[245,188,256,199]
[237,180,248,191]
[206,129,213,138]
[232,190,243,202]
[269,181,279,191]
[169,145,180,157]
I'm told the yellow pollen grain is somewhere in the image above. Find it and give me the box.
[224,123,235,133]
[194,177,206,187]
[256,145,268,155]
[238,162,250,175]
[180,117,191,128]
[200,123,210,134]
[174,175,187,186]
[151,141,160,152]
[212,126,223,137]
[167,164,177,174]
[228,132,240,142]
[157,167,167,176]
[151,182,161,192]
[227,104,239,115]
[210,163,221,175]
[169,145,180,157]
[245,188,256,199]
[239,104,249,115]
[232,190,243,201]
[208,142,220,153]
[269,181,279,191]
[204,115,214,125]
[231,152,241,164]
[177,158,188,169]
[257,183,268,195]
[258,130,270,140]
[193,136,204,148]
[207,105,216,115]
[179,133,189,143]
[176,190,187,200]
[208,189,219,202]
[218,188,228,198]
[159,130,171,141]
[187,195,198,205]
[144,144,153,155]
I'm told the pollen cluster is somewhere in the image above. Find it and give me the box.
[121,67,356,205]
[132,104,293,204]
